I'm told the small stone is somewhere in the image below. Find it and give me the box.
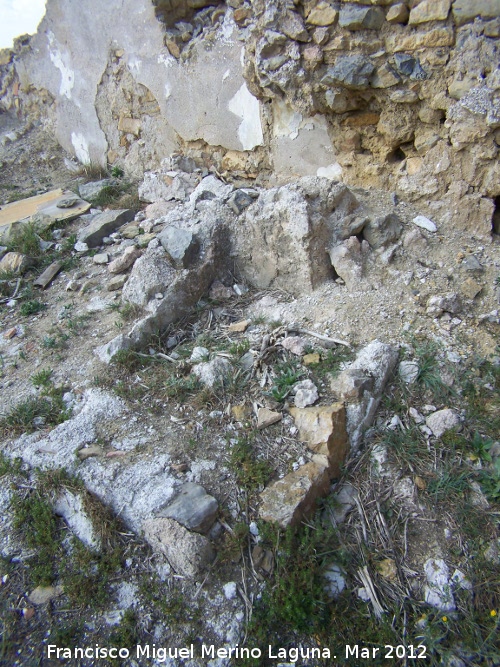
[65,280,81,292]
[461,278,482,300]
[158,226,198,269]
[77,446,103,460]
[399,361,419,384]
[0,252,28,274]
[294,379,319,408]
[330,483,358,523]
[306,2,338,26]
[57,195,80,208]
[157,483,218,534]
[281,11,309,41]
[303,352,320,365]
[386,3,409,23]
[231,404,252,422]
[192,357,232,387]
[142,518,215,578]
[324,564,346,598]
[79,178,116,201]
[190,346,210,363]
[209,280,234,301]
[93,252,109,265]
[322,55,375,90]
[281,336,307,356]
[413,215,437,232]
[28,585,64,605]
[390,90,419,104]
[223,582,237,600]
[409,407,424,424]
[108,246,142,273]
[228,319,250,333]
[74,241,89,252]
[107,274,128,291]
[462,255,483,273]
[339,5,385,30]
[257,407,282,429]
[377,558,398,581]
[426,409,461,438]
[409,0,451,24]
[120,224,140,240]
[77,209,134,248]
[423,558,455,611]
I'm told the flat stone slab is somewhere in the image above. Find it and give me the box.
[157,482,218,534]
[77,209,135,248]
[0,189,90,242]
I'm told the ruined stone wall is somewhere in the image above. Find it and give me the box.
[0,0,499,235]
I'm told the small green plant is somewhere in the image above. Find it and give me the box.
[269,360,304,402]
[6,221,51,260]
[229,436,271,490]
[78,161,109,181]
[111,165,124,178]
[0,372,70,436]
[19,299,47,317]
[31,368,53,388]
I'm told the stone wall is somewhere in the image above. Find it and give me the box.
[0,0,499,235]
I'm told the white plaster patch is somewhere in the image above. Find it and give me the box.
[47,31,74,99]
[157,53,174,68]
[317,163,343,181]
[222,69,231,82]
[273,99,303,140]
[165,82,171,100]
[128,55,142,74]
[228,83,263,150]
[71,132,90,164]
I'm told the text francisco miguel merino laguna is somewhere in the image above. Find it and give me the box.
[46,643,336,662]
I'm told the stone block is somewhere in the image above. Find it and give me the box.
[452,0,500,25]
[258,461,331,527]
[289,402,349,478]
[322,55,375,89]
[339,5,385,30]
[306,2,338,26]
[409,0,451,24]
[385,27,455,51]
[157,483,218,534]
[77,209,135,248]
[143,517,215,578]
[386,3,409,23]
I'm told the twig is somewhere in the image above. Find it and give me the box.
[288,327,351,348]
[358,566,385,618]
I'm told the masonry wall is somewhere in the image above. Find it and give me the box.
[0,0,499,236]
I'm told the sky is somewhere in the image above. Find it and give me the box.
[0,0,47,49]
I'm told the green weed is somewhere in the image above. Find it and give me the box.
[229,436,271,491]
[19,299,46,317]
[269,360,304,402]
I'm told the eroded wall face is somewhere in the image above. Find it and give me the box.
[1,0,499,234]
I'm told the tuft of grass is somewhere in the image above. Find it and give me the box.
[77,162,109,181]
[6,221,51,260]
[31,368,53,388]
[229,436,271,491]
[19,299,47,317]
[269,360,304,402]
[0,373,70,436]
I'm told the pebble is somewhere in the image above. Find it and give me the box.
[413,215,437,232]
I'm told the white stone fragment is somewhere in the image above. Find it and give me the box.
[413,215,437,232]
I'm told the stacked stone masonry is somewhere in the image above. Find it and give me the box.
[0,0,499,235]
